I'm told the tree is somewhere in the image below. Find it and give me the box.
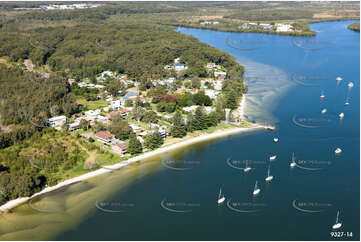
[142,111,158,123]
[225,89,238,110]
[128,132,142,155]
[108,121,133,140]
[80,119,90,130]
[125,99,133,107]
[144,131,163,150]
[107,79,123,96]
[149,86,167,104]
[132,106,144,122]
[193,107,207,130]
[191,77,201,89]
[171,111,187,138]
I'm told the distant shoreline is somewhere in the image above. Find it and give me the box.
[0,105,267,212]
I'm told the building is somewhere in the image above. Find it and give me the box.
[121,92,139,105]
[276,24,293,32]
[174,63,188,72]
[129,123,142,133]
[204,89,220,99]
[259,23,273,30]
[47,115,66,130]
[214,71,227,79]
[206,63,216,70]
[95,131,115,144]
[182,105,199,113]
[67,122,80,131]
[84,109,101,117]
[214,80,223,91]
[112,142,128,155]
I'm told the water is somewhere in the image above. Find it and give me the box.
[0,20,359,241]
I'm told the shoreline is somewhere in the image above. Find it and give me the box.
[0,120,266,213]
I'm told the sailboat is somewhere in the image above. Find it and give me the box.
[265,166,274,182]
[335,148,342,154]
[321,108,327,114]
[253,180,260,196]
[269,155,277,161]
[345,100,350,106]
[348,82,354,88]
[320,91,325,99]
[290,152,296,168]
[244,160,252,173]
[336,77,343,81]
[273,137,279,143]
[339,112,344,119]
[217,187,225,204]
[332,211,342,230]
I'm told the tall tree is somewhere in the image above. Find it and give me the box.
[128,132,142,155]
[171,111,187,138]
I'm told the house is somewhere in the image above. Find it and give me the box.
[259,23,273,30]
[214,71,227,79]
[204,106,215,115]
[47,115,66,130]
[95,131,115,144]
[276,24,293,32]
[84,109,101,117]
[112,142,128,155]
[214,80,223,91]
[189,89,198,94]
[213,21,219,25]
[121,92,139,105]
[129,123,142,133]
[206,63,216,70]
[182,105,199,113]
[174,58,180,64]
[110,100,121,110]
[96,115,110,124]
[67,122,80,131]
[204,89,220,99]
[107,109,129,120]
[175,63,188,72]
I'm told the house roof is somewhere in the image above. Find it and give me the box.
[116,142,128,150]
[96,131,115,140]
[122,92,139,100]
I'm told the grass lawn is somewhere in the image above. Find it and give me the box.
[77,99,110,110]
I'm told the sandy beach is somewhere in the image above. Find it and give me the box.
[0,124,265,213]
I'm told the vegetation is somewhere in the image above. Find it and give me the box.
[348,22,360,32]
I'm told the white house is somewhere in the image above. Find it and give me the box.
[110,100,121,110]
[214,71,227,78]
[214,80,223,91]
[84,109,101,117]
[47,115,67,130]
[276,24,293,32]
[204,89,220,99]
[182,105,199,113]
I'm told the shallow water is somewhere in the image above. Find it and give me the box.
[0,20,359,241]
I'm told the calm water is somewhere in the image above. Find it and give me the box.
[0,21,359,241]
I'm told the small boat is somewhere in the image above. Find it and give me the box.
[244,160,252,173]
[290,152,296,168]
[269,155,277,161]
[348,82,354,88]
[217,187,225,204]
[339,112,344,119]
[253,180,260,196]
[265,166,273,182]
[320,91,325,99]
[336,77,343,81]
[273,137,279,143]
[345,98,350,106]
[321,108,327,114]
[335,148,342,154]
[332,211,342,230]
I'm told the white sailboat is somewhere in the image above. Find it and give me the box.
[339,112,344,119]
[244,160,252,173]
[345,98,350,106]
[217,187,225,204]
[290,152,296,168]
[321,108,327,114]
[348,82,354,88]
[335,148,342,154]
[269,155,277,161]
[273,137,279,143]
[336,77,343,81]
[265,166,274,182]
[332,211,342,230]
[320,91,325,99]
[253,180,260,196]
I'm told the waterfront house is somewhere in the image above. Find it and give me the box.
[84,109,101,117]
[112,142,128,155]
[67,122,80,131]
[204,89,220,99]
[95,131,115,144]
[47,115,66,130]
[276,24,293,32]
